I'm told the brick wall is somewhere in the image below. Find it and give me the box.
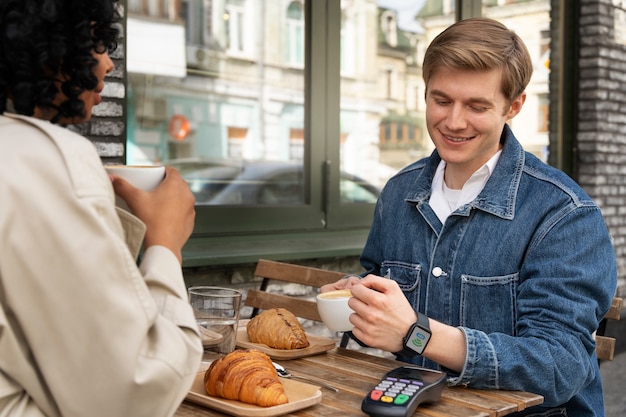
[576,0,626,298]
[73,7,126,166]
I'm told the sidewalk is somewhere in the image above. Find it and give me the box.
[600,313,625,417]
[601,351,626,416]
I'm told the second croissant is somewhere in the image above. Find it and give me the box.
[247,307,310,349]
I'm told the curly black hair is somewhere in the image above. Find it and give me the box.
[0,0,120,123]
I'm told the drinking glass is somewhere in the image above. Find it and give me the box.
[188,286,242,355]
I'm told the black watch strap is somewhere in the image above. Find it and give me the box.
[394,313,431,358]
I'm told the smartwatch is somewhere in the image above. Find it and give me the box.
[394,313,431,357]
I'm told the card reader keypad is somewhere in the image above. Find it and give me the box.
[369,376,424,405]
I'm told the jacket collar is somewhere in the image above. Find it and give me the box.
[2,113,147,259]
[405,125,523,220]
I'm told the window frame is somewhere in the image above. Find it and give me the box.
[184,0,376,266]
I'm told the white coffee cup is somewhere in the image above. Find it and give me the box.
[104,165,165,211]
[316,289,354,332]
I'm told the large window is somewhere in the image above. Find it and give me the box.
[125,0,551,265]
[126,0,379,255]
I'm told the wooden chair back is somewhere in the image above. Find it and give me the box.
[596,296,622,362]
[245,259,346,322]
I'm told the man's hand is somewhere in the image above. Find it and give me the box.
[347,275,418,353]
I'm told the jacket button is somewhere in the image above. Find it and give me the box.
[432,267,444,277]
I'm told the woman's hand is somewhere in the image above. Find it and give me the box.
[111,166,195,263]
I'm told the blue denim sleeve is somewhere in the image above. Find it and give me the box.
[450,205,617,408]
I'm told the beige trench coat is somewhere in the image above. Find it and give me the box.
[0,114,202,416]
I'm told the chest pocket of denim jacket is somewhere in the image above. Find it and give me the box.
[460,272,519,335]
[381,261,421,306]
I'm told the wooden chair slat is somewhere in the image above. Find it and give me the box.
[596,335,616,361]
[254,259,345,287]
[244,289,321,322]
[596,296,621,363]
[604,297,622,321]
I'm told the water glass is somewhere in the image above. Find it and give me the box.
[188,286,242,354]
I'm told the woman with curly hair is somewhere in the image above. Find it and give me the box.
[0,1,202,416]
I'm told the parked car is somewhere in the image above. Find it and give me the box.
[165,158,380,205]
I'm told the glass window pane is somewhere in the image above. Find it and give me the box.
[126,0,306,206]
[339,0,551,201]
[340,1,429,200]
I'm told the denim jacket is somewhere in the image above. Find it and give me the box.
[360,126,617,417]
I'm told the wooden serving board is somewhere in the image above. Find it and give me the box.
[236,328,336,360]
[186,371,322,417]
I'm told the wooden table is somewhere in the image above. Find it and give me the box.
[175,347,543,417]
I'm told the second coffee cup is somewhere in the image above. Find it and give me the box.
[316,289,354,332]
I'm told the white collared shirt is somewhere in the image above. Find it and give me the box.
[430,150,502,224]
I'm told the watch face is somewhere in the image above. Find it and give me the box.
[407,326,431,354]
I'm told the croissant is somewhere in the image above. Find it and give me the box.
[247,308,310,349]
[204,349,288,407]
